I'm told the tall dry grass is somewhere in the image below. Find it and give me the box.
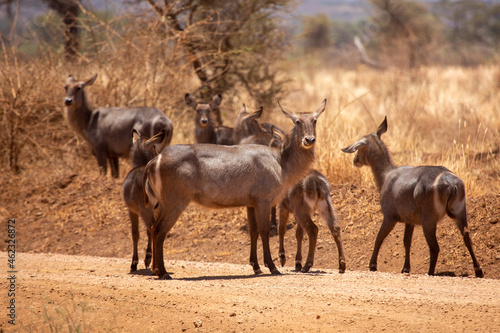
[1,10,499,198]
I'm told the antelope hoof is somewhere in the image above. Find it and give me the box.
[294,263,302,272]
[475,268,484,278]
[369,264,377,272]
[254,268,263,275]
[339,260,346,274]
[271,268,281,275]
[279,253,286,267]
[158,274,172,280]
[401,267,410,274]
[130,260,138,272]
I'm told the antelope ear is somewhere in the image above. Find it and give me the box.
[132,129,141,143]
[376,116,388,137]
[84,73,97,87]
[250,119,265,133]
[269,125,285,148]
[271,125,285,141]
[145,129,167,154]
[313,99,327,118]
[185,93,197,108]
[246,106,263,120]
[210,93,222,109]
[278,101,299,123]
[341,139,367,153]
[146,129,166,147]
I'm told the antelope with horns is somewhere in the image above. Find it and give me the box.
[185,93,234,145]
[123,129,170,272]
[143,99,327,279]
[64,74,173,178]
[243,118,346,274]
[341,117,483,277]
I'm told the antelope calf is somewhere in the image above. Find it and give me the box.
[143,100,326,279]
[123,129,169,272]
[185,93,234,145]
[341,117,483,277]
[278,170,346,274]
[64,74,173,178]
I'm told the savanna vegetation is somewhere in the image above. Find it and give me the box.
[1,0,499,279]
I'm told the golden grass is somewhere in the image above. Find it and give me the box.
[1,47,499,197]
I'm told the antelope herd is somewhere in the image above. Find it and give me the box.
[64,74,484,279]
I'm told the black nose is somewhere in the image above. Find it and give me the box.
[304,137,316,145]
[64,98,72,106]
[201,119,208,125]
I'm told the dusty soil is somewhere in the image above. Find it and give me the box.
[4,252,500,332]
[1,157,500,332]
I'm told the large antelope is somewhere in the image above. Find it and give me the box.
[240,117,346,273]
[123,129,169,272]
[64,74,173,178]
[341,117,483,277]
[185,93,234,145]
[143,99,327,279]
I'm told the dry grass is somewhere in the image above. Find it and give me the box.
[2,57,499,195]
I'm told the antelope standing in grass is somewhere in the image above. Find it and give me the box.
[341,117,483,277]
[143,100,326,279]
[185,93,234,145]
[123,129,169,272]
[64,74,173,178]
[233,107,346,273]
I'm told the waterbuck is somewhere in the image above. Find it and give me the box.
[143,99,326,279]
[278,169,346,274]
[123,129,169,272]
[341,117,483,277]
[64,74,173,178]
[185,93,234,145]
[235,114,346,273]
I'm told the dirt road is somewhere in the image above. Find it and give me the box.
[3,252,499,332]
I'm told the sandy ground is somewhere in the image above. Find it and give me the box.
[2,252,499,333]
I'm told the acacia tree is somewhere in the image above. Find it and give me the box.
[144,0,296,106]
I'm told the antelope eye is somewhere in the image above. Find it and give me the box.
[295,120,301,126]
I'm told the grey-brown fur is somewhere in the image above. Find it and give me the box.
[233,104,265,144]
[278,170,346,274]
[64,74,173,178]
[122,129,170,272]
[143,99,327,279]
[185,93,233,145]
[341,116,483,277]
[233,108,346,273]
